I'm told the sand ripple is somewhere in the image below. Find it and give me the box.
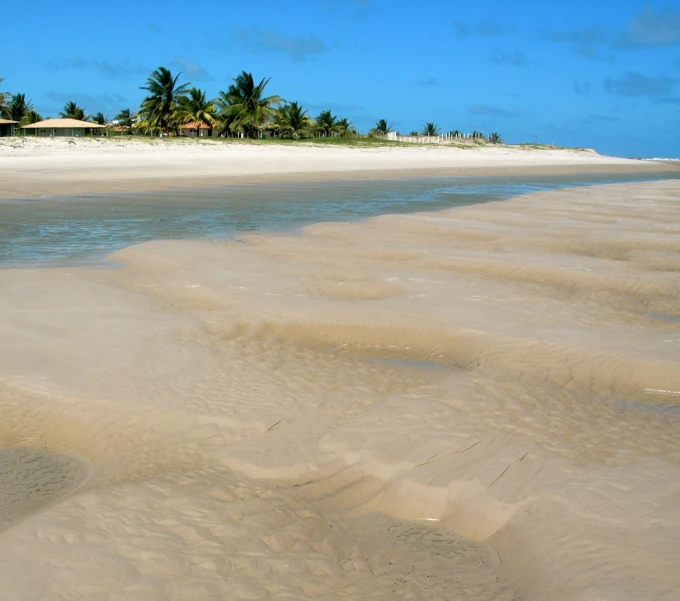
[0,180,678,600]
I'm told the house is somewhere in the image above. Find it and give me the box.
[179,121,211,137]
[19,118,106,137]
[0,118,18,137]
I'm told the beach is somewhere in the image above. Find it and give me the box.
[0,141,679,600]
[0,136,672,199]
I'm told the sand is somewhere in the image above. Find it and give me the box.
[0,140,679,600]
[0,136,675,199]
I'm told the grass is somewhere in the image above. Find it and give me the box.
[5,133,583,153]
[510,142,590,152]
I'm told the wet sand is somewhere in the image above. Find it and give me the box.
[0,177,678,599]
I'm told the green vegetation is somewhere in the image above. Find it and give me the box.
[276,101,312,139]
[0,78,10,115]
[421,122,441,136]
[1,67,512,144]
[216,71,281,139]
[314,109,341,137]
[114,108,134,130]
[59,101,88,121]
[138,67,190,135]
[3,93,34,124]
[22,109,42,125]
[176,88,217,136]
[92,112,109,125]
[370,119,393,136]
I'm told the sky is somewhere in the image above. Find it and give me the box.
[1,0,679,157]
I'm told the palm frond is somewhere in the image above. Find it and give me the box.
[216,71,282,137]
[421,122,441,136]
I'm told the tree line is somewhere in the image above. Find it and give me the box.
[0,70,502,143]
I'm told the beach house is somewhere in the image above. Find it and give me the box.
[179,121,211,137]
[19,118,106,137]
[0,118,18,137]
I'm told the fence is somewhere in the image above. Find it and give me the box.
[387,131,486,144]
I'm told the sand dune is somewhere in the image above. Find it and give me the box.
[0,180,679,600]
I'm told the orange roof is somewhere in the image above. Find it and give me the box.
[179,121,211,129]
[0,118,19,124]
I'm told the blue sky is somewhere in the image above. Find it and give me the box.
[2,0,679,157]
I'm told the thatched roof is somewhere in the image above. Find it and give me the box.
[21,118,106,129]
[0,118,19,125]
[179,121,211,129]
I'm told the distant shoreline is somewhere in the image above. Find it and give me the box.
[1,137,678,200]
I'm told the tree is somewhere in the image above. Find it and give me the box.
[139,67,190,135]
[337,117,356,137]
[3,93,33,123]
[115,108,134,130]
[371,119,393,136]
[22,109,42,125]
[421,122,441,136]
[60,101,87,121]
[176,88,217,136]
[314,110,340,137]
[449,130,462,139]
[471,130,484,140]
[92,112,109,125]
[216,71,282,138]
[0,78,10,116]
[488,132,503,144]
[276,101,312,139]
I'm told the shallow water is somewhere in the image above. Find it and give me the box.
[1,171,677,267]
[0,445,89,529]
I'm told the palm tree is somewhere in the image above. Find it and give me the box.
[314,110,340,137]
[449,130,462,139]
[488,132,503,144]
[337,117,356,137]
[115,108,134,130]
[60,101,87,121]
[372,119,393,136]
[2,93,33,123]
[471,130,484,140]
[92,112,109,125]
[22,109,42,125]
[276,101,312,139]
[421,122,441,136]
[216,71,282,138]
[176,88,217,137]
[140,66,190,135]
[0,78,10,116]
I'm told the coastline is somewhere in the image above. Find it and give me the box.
[1,137,677,199]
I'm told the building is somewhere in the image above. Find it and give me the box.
[179,121,211,137]
[0,118,18,137]
[20,118,106,137]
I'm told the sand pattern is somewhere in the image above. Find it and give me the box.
[0,180,678,600]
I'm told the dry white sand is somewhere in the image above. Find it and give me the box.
[0,136,673,199]
[0,172,679,599]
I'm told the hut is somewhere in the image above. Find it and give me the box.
[20,118,106,137]
[179,121,211,137]
[0,118,18,137]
